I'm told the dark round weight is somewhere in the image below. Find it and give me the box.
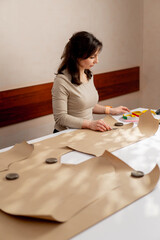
[45,158,58,164]
[114,122,123,126]
[5,173,19,180]
[131,171,144,178]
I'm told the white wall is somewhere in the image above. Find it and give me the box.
[140,0,160,109]
[0,0,142,148]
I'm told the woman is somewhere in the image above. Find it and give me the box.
[52,31,129,132]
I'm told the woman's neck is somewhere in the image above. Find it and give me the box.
[79,69,88,83]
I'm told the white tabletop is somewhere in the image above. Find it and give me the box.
[1,108,160,240]
[72,109,160,240]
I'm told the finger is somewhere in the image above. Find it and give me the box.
[100,120,112,130]
[97,122,108,131]
[122,107,130,112]
[96,126,105,132]
[99,119,108,127]
[97,124,107,131]
[106,125,112,130]
[99,123,112,131]
[123,109,130,113]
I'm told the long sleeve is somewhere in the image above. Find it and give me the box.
[52,72,98,131]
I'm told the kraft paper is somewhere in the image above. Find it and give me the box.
[0,142,34,172]
[0,152,118,221]
[0,115,131,173]
[0,111,158,173]
[0,150,159,240]
[0,110,159,240]
[0,133,73,174]
[67,110,159,156]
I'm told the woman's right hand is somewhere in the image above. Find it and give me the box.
[82,119,112,132]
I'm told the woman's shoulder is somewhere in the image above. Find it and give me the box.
[53,70,73,94]
[54,70,71,84]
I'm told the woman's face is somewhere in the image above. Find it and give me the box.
[78,49,100,70]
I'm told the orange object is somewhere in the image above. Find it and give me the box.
[105,107,110,114]
[105,106,112,114]
[105,105,112,108]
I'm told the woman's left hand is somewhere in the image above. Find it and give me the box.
[109,106,130,115]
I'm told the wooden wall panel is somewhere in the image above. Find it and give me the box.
[0,67,139,127]
[0,83,53,127]
[94,67,139,101]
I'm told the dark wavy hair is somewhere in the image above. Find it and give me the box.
[57,31,103,85]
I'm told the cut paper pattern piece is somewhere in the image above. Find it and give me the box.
[0,152,118,221]
[0,150,159,240]
[0,142,34,172]
[67,110,159,156]
[0,112,158,175]
[0,133,73,175]
[0,115,130,174]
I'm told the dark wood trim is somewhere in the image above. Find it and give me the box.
[94,66,139,101]
[0,83,53,127]
[0,66,139,127]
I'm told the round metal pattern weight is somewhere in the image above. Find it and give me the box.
[131,171,144,178]
[45,158,58,164]
[114,122,123,126]
[5,173,19,180]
